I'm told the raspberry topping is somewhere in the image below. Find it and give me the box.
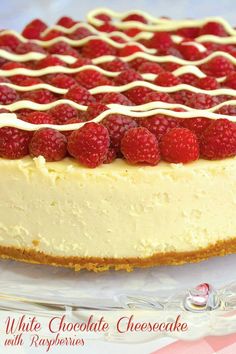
[121,127,160,165]
[154,72,181,87]
[140,115,180,141]
[84,103,108,121]
[101,92,133,105]
[29,128,67,161]
[114,69,142,85]
[180,117,212,138]
[48,73,77,89]
[68,122,110,168]
[125,86,154,105]
[22,19,47,39]
[160,128,199,163]
[199,21,227,37]
[22,89,55,104]
[148,32,173,52]
[103,114,138,152]
[24,111,55,124]
[75,69,108,89]
[64,85,95,105]
[201,56,234,77]
[0,85,19,104]
[224,72,236,89]
[195,76,219,90]
[82,39,116,58]
[138,62,164,74]
[49,104,78,124]
[0,127,31,159]
[200,119,236,159]
[35,56,65,69]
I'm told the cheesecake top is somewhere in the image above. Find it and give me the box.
[0,9,236,168]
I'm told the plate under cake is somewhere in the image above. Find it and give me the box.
[1,9,236,271]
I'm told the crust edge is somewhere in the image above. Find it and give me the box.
[0,238,235,272]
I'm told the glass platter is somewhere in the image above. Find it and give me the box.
[0,254,236,343]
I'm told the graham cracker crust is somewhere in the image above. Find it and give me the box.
[0,238,235,271]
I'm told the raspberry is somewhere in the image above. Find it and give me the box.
[0,76,10,83]
[122,14,147,23]
[70,57,92,68]
[84,103,107,121]
[109,35,126,44]
[97,23,117,33]
[154,72,181,87]
[61,117,85,137]
[15,42,46,54]
[49,104,78,124]
[64,85,95,105]
[0,85,19,104]
[103,147,117,164]
[22,19,47,39]
[125,86,154,105]
[201,56,234,77]
[186,93,218,109]
[101,92,133,105]
[68,27,92,40]
[49,73,77,89]
[176,27,200,39]
[216,105,236,116]
[171,90,194,105]
[161,62,181,72]
[35,56,65,69]
[103,114,138,152]
[195,76,219,90]
[138,62,164,74]
[1,61,27,85]
[82,39,116,58]
[22,89,55,104]
[118,45,142,57]
[42,30,63,41]
[224,72,236,89]
[148,32,173,52]
[16,77,42,86]
[48,41,78,57]
[68,122,110,168]
[200,119,236,159]
[178,42,204,61]
[123,28,141,37]
[180,118,212,138]
[143,91,173,104]
[121,127,160,165]
[199,21,227,37]
[56,16,75,28]
[24,111,55,124]
[75,69,108,89]
[0,127,31,159]
[129,58,147,70]
[29,128,67,161]
[114,69,142,85]
[139,115,179,141]
[99,59,129,72]
[178,73,197,85]
[0,34,20,51]
[160,128,199,163]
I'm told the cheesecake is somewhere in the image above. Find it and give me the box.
[0,9,236,271]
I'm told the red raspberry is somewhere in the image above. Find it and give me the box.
[103,147,117,164]
[186,93,218,109]
[109,35,126,43]
[200,119,236,159]
[94,13,111,22]
[125,86,154,105]
[29,128,67,161]
[180,118,212,138]
[35,56,65,69]
[161,62,181,72]
[122,14,147,23]
[216,105,236,116]
[49,73,77,89]
[70,57,92,68]
[148,32,173,52]
[75,69,108,89]
[114,69,142,85]
[129,58,147,70]
[160,128,199,163]
[118,45,142,57]
[199,21,227,37]
[101,92,133,105]
[139,115,179,141]
[0,127,31,159]
[103,114,138,152]
[0,85,19,104]
[84,103,107,121]
[15,42,46,54]
[224,72,236,89]
[0,34,20,51]
[201,56,234,77]
[99,59,129,72]
[48,41,78,57]
[82,39,116,58]
[1,61,27,85]
[42,30,63,41]
[138,62,164,74]
[178,73,197,85]
[171,90,194,105]
[97,23,117,33]
[121,127,160,165]
[16,77,42,86]
[176,27,200,39]
[154,72,181,87]
[49,104,78,124]
[123,28,141,37]
[56,16,75,28]
[61,117,84,137]
[195,76,219,90]
[22,89,55,104]
[143,91,173,104]
[24,111,55,124]
[68,122,110,167]
[22,19,47,39]
[64,85,95,105]
[68,27,92,40]
[0,76,10,83]
[178,42,205,61]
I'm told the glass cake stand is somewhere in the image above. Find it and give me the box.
[0,254,236,343]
